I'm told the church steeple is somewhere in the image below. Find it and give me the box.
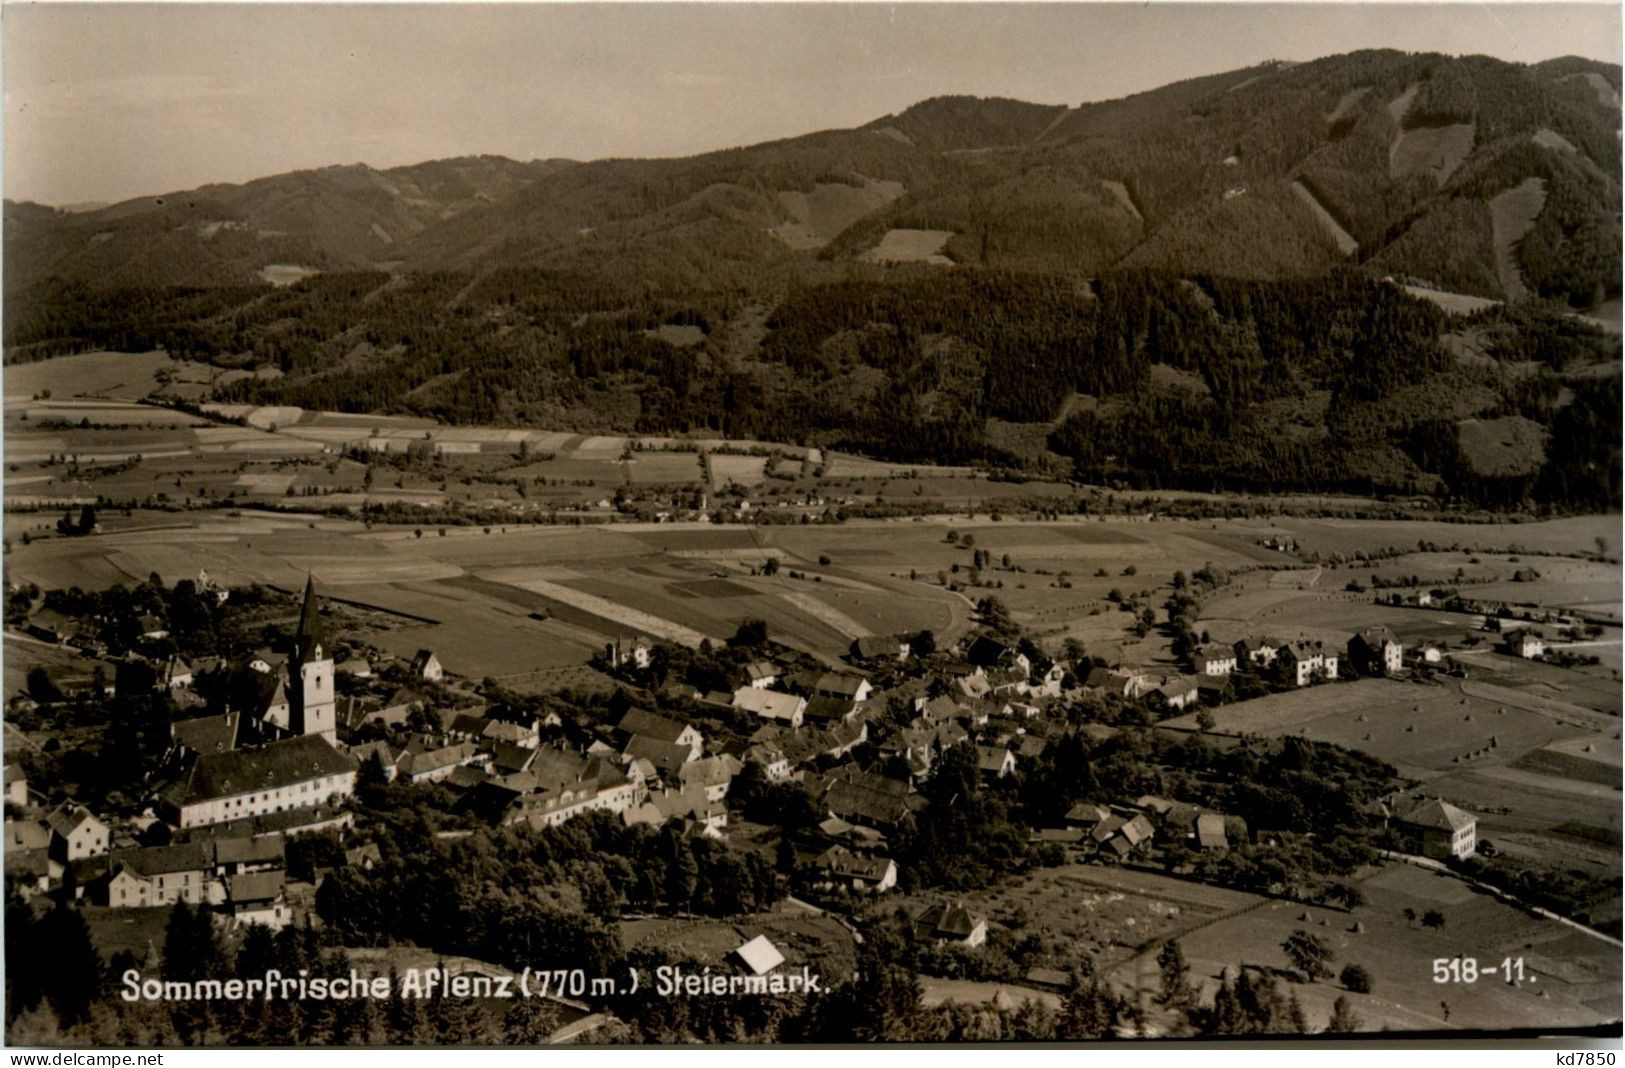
[293,574,323,662]
[288,574,336,742]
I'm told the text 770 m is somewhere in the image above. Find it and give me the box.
[1433,957,1533,985]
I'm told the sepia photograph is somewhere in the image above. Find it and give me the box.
[0,0,1620,1051]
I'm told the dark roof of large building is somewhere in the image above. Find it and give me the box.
[111,842,212,877]
[172,712,241,756]
[1395,796,1475,833]
[160,735,356,806]
[225,870,286,904]
[614,708,693,745]
[965,635,1012,667]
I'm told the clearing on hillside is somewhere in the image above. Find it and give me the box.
[1390,123,1476,184]
[1326,86,1370,125]
[772,178,905,250]
[258,263,320,286]
[1456,415,1548,477]
[859,229,956,266]
[1291,181,1358,255]
[1490,177,1549,301]
[1101,180,1143,223]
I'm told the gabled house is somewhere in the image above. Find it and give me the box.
[744,743,793,783]
[623,737,693,786]
[1410,641,1445,665]
[104,842,216,908]
[1277,641,1338,686]
[397,738,479,784]
[223,870,291,929]
[814,673,873,704]
[975,746,1017,780]
[1347,627,1403,676]
[733,687,807,728]
[913,902,987,947]
[850,635,910,662]
[743,661,779,690]
[678,754,742,802]
[1151,676,1199,711]
[1391,796,1476,860]
[1195,645,1238,677]
[1233,635,1283,667]
[813,846,897,893]
[614,708,703,760]
[160,656,195,690]
[47,803,109,862]
[409,649,444,681]
[965,635,1030,676]
[1503,628,1545,659]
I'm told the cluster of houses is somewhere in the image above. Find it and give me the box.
[4,798,316,930]
[1033,795,1245,862]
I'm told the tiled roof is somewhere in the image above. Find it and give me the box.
[161,736,356,805]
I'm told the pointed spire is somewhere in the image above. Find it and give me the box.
[294,574,323,660]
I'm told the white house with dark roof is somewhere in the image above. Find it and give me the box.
[46,803,108,862]
[1348,627,1403,676]
[156,735,357,829]
[1392,796,1476,860]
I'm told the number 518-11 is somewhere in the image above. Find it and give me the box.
[1432,957,1529,984]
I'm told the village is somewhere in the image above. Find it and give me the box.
[6,502,1617,1042]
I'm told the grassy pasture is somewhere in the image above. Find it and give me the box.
[1168,861,1620,1034]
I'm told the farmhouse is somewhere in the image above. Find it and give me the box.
[397,737,480,784]
[104,842,216,908]
[850,635,910,662]
[614,708,703,760]
[975,745,1017,780]
[1391,796,1476,860]
[24,609,79,645]
[1195,645,1238,676]
[46,803,109,862]
[733,687,807,727]
[1152,676,1199,711]
[813,846,898,893]
[743,661,780,689]
[1347,627,1403,676]
[814,673,873,703]
[607,636,655,670]
[1410,641,1445,665]
[678,754,742,802]
[1233,635,1283,667]
[965,636,1030,676]
[913,902,987,947]
[1277,641,1338,686]
[1503,628,1546,659]
[223,870,291,929]
[410,649,444,681]
[155,734,357,830]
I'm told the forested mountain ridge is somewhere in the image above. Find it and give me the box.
[4,50,1619,513]
[7,49,1619,301]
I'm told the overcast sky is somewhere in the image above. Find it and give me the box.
[5,2,1621,206]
